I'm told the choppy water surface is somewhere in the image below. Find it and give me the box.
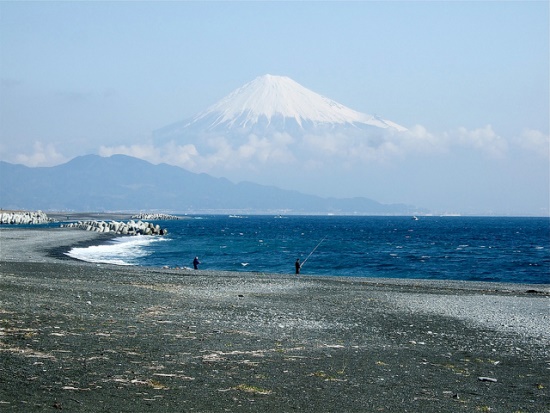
[67,216,549,284]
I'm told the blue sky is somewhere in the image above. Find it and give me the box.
[1,1,548,215]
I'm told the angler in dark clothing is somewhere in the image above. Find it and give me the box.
[295,258,301,274]
[193,256,200,270]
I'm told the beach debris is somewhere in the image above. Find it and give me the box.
[232,383,272,395]
[153,373,195,381]
[62,386,85,391]
[478,377,497,383]
[525,289,546,295]
[322,344,345,348]
[202,353,226,363]
[146,379,169,390]
[309,371,347,382]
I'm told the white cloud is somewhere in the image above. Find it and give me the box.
[300,125,447,166]
[97,132,295,174]
[180,133,296,172]
[302,133,344,156]
[13,142,67,167]
[515,129,549,158]
[202,137,236,170]
[448,125,508,158]
[95,124,515,175]
[161,142,200,168]
[402,125,450,153]
[98,143,199,169]
[234,133,295,164]
[13,123,537,179]
[99,144,160,162]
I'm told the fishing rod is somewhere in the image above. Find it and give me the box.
[300,236,327,268]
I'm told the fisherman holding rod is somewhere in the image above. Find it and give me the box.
[295,258,301,274]
[295,236,326,275]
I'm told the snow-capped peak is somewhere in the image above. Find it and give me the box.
[188,74,406,131]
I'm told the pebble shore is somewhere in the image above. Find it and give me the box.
[0,227,548,412]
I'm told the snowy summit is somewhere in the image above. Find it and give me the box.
[154,74,406,142]
[185,74,406,131]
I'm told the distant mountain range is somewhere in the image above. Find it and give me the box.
[1,76,422,215]
[0,154,425,215]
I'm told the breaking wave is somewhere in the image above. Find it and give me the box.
[65,235,165,266]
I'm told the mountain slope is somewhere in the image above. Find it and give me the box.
[190,74,402,129]
[0,155,423,214]
[154,74,406,141]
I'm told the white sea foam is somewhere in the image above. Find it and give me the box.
[65,235,163,266]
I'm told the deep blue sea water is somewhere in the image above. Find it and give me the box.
[64,215,550,284]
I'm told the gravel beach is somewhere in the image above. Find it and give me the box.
[0,227,548,412]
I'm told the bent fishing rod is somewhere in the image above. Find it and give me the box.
[300,236,327,268]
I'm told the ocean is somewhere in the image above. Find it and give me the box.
[62,215,550,285]
[61,215,550,284]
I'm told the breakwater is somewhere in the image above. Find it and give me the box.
[61,220,168,236]
[0,210,53,225]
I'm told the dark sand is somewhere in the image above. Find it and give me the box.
[0,226,548,412]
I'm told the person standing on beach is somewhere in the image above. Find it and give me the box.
[295,258,301,274]
[193,256,200,270]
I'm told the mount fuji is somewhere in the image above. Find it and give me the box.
[144,75,419,213]
[154,74,406,142]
